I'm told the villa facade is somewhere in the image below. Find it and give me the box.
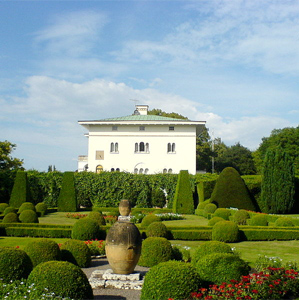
[78,105,206,175]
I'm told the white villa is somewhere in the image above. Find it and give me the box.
[78,105,206,175]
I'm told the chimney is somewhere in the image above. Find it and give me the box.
[135,105,149,115]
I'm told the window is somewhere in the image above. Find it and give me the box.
[134,168,138,174]
[139,126,145,131]
[169,126,174,131]
[139,168,144,174]
[96,165,103,173]
[163,168,167,174]
[145,143,149,153]
[110,142,119,153]
[112,126,118,131]
[135,142,149,153]
[168,169,173,174]
[135,143,138,152]
[167,143,176,153]
[116,168,120,172]
[145,168,149,174]
[140,142,145,152]
[111,168,115,172]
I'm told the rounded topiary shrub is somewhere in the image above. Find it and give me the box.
[0,247,33,283]
[191,241,233,266]
[72,218,104,241]
[196,253,250,285]
[208,216,225,226]
[212,221,239,242]
[18,202,36,214]
[24,239,61,267]
[275,217,294,227]
[146,221,168,238]
[19,209,39,223]
[141,261,201,300]
[204,203,217,214]
[60,239,91,268]
[27,261,93,300]
[35,202,48,216]
[4,206,16,215]
[214,208,231,220]
[197,201,209,210]
[88,211,106,226]
[233,209,250,225]
[140,214,161,227]
[0,203,9,214]
[249,214,268,226]
[92,207,103,213]
[138,237,172,267]
[3,212,19,223]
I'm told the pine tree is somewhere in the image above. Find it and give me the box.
[261,148,295,214]
[173,170,194,214]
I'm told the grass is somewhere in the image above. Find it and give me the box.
[39,211,88,225]
[162,214,209,227]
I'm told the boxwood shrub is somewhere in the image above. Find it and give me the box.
[35,202,47,216]
[0,203,9,214]
[232,209,250,225]
[27,261,93,299]
[212,221,239,242]
[248,214,268,226]
[3,206,17,215]
[214,208,231,220]
[146,222,168,238]
[18,202,36,214]
[71,218,104,240]
[141,261,201,300]
[0,247,33,283]
[208,216,225,226]
[204,203,217,214]
[275,217,294,227]
[60,239,91,268]
[196,252,250,285]
[19,210,39,223]
[87,211,106,226]
[3,212,19,223]
[138,237,172,267]
[140,214,161,227]
[24,239,61,267]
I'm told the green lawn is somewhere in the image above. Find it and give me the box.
[39,211,88,225]
[162,214,209,227]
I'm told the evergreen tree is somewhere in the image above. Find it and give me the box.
[173,170,194,214]
[57,172,77,212]
[9,171,32,208]
[261,148,295,214]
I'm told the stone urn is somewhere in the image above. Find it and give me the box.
[118,199,131,217]
[105,201,142,274]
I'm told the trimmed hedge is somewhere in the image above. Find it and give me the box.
[5,227,72,238]
[141,261,201,300]
[212,221,239,242]
[18,202,36,213]
[24,239,61,267]
[0,203,9,213]
[275,217,294,227]
[173,170,194,214]
[9,171,32,209]
[57,172,77,212]
[0,247,33,283]
[214,208,231,220]
[208,216,225,226]
[240,228,299,241]
[72,218,104,240]
[146,222,168,238]
[3,212,19,223]
[247,214,268,226]
[3,206,16,215]
[170,229,212,240]
[140,214,161,227]
[87,211,106,226]
[27,261,93,300]
[232,209,250,225]
[35,202,47,216]
[19,210,39,223]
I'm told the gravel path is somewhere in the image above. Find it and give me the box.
[82,258,149,300]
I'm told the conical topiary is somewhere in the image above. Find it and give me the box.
[9,171,32,209]
[173,170,194,214]
[57,172,77,212]
[210,167,256,211]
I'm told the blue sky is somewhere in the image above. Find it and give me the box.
[1,0,298,171]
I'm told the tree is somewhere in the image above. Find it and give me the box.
[148,109,188,120]
[215,143,256,175]
[260,148,295,214]
[0,141,23,171]
[256,126,299,174]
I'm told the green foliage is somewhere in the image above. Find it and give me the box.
[146,222,168,238]
[261,148,295,214]
[151,187,166,208]
[19,210,39,223]
[148,108,188,120]
[215,142,256,175]
[170,229,212,240]
[208,216,225,226]
[0,247,32,283]
[0,202,9,213]
[195,252,250,285]
[210,167,256,211]
[195,173,218,202]
[5,227,72,238]
[3,212,19,223]
[248,214,268,226]
[204,203,217,214]
[173,170,194,214]
[192,241,233,266]
[212,220,240,242]
[240,228,299,241]
[275,217,294,227]
[71,218,104,240]
[140,214,161,227]
[27,261,93,299]
[138,237,172,267]
[57,172,77,212]
[141,261,201,300]
[0,140,23,171]
[86,240,106,256]
[18,202,36,213]
[60,239,91,268]
[24,238,61,267]
[4,206,17,215]
[214,208,231,220]
[232,209,250,225]
[87,211,106,226]
[9,171,32,209]
[35,202,47,216]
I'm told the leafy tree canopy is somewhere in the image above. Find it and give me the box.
[256,126,299,174]
[148,108,188,120]
[0,141,24,171]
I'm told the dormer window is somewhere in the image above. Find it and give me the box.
[169,126,174,131]
[112,126,118,131]
[139,126,145,131]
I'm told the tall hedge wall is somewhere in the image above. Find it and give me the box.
[57,172,77,212]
